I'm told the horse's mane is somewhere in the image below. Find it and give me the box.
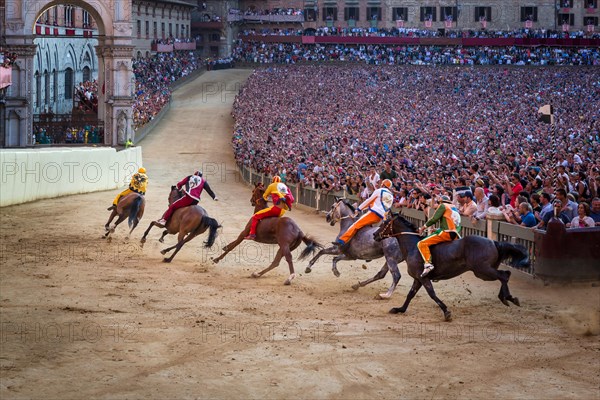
[342,199,355,212]
[395,213,418,232]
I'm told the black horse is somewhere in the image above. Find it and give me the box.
[373,213,530,321]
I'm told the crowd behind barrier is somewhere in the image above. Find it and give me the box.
[233,42,600,65]
[237,163,539,274]
[132,51,200,129]
[239,27,600,39]
[232,65,600,240]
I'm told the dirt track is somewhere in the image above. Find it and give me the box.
[1,69,599,399]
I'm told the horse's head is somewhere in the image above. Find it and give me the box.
[168,185,182,205]
[373,213,417,242]
[250,182,265,206]
[326,197,356,226]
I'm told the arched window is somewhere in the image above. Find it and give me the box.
[82,66,91,82]
[35,72,41,108]
[44,70,50,107]
[53,69,58,102]
[64,67,73,100]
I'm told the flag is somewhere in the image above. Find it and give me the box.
[538,104,554,124]
[0,67,11,90]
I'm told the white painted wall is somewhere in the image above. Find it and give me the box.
[0,147,143,207]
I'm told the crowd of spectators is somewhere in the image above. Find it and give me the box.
[238,27,600,39]
[74,80,98,113]
[232,65,600,229]
[230,7,303,16]
[152,37,196,45]
[132,51,199,129]
[233,42,600,65]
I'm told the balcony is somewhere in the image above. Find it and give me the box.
[228,12,304,23]
[192,21,224,30]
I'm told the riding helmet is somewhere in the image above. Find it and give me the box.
[194,170,203,177]
[272,176,281,183]
[138,167,146,174]
[381,179,392,188]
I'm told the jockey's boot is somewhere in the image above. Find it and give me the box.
[421,263,435,278]
[156,218,167,226]
[244,234,256,240]
[107,205,116,211]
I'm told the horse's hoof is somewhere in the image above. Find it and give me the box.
[251,272,260,278]
[500,297,510,307]
[304,267,312,274]
[160,250,167,255]
[332,269,341,278]
[162,258,171,263]
[351,282,360,290]
[444,311,453,322]
[389,307,404,314]
[140,238,146,244]
[284,280,291,286]
[513,297,521,307]
[377,293,391,300]
[106,236,112,243]
[158,238,164,243]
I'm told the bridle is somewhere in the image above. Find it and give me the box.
[377,216,422,239]
[328,200,356,224]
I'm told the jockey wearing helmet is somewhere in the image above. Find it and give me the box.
[245,175,295,240]
[155,170,218,226]
[108,167,148,211]
[417,195,462,277]
[335,179,394,246]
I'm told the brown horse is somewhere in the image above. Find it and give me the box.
[212,184,322,285]
[104,192,145,241]
[140,186,220,262]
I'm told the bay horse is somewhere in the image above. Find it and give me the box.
[374,213,530,321]
[305,198,404,299]
[212,184,322,285]
[104,192,145,241]
[140,186,220,263]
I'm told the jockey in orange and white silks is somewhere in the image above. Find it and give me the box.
[156,170,218,226]
[245,176,295,240]
[108,167,148,210]
[336,179,394,246]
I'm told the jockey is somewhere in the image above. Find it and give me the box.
[108,167,148,211]
[245,176,294,240]
[156,170,218,226]
[335,179,394,246]
[417,195,462,277]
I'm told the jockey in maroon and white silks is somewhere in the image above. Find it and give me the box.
[156,170,218,225]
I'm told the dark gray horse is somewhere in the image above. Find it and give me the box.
[305,199,404,299]
[374,213,530,321]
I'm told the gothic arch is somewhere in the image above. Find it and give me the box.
[3,0,133,147]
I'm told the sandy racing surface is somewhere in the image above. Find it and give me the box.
[1,69,599,399]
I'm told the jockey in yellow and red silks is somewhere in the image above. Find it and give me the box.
[108,167,148,210]
[245,176,295,240]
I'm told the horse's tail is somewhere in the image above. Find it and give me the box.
[494,241,530,270]
[299,235,323,260]
[202,215,221,248]
[128,196,143,228]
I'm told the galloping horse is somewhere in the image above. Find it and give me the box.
[140,186,220,262]
[212,184,322,285]
[374,213,529,321]
[104,192,145,240]
[305,198,404,299]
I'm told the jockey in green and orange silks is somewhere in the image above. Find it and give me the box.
[245,176,294,240]
[417,195,462,277]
